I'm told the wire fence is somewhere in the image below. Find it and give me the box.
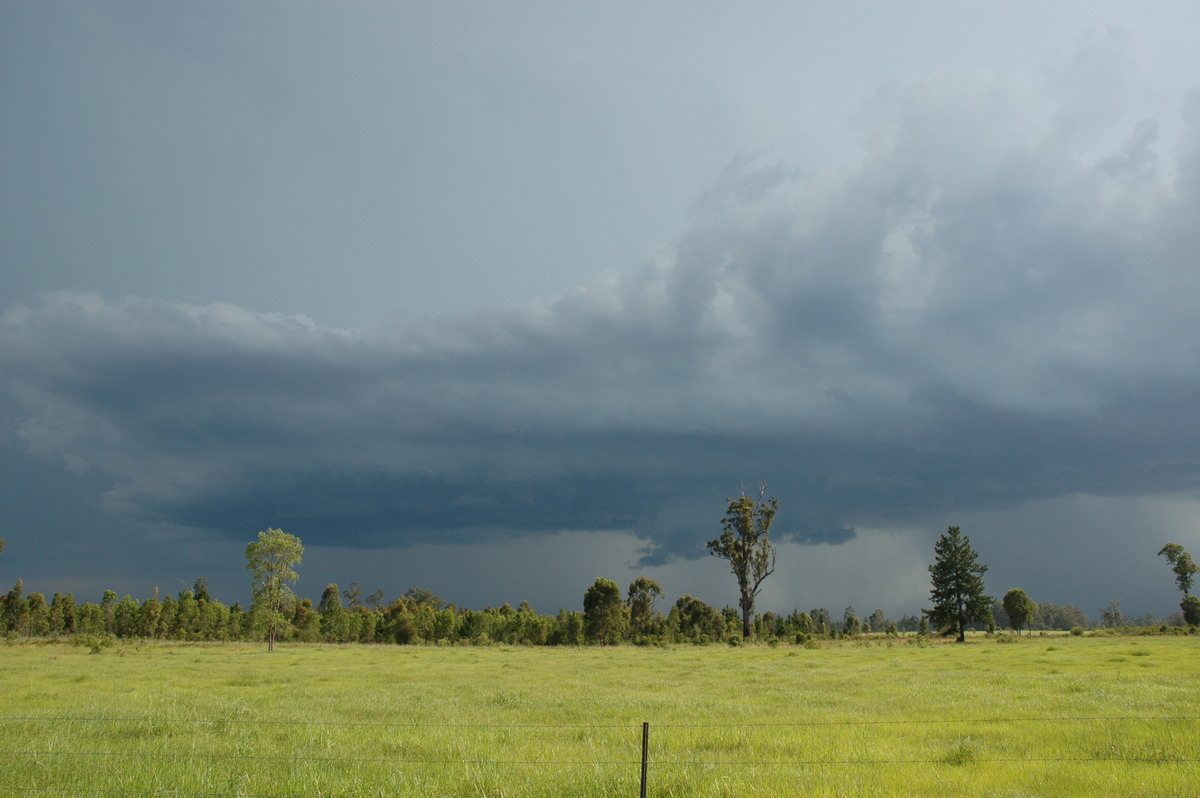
[3,714,1199,796]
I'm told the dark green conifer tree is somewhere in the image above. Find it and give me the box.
[926,526,993,642]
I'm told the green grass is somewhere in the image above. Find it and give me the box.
[1,634,1197,796]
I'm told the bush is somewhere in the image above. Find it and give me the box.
[71,633,114,653]
[1069,626,1085,636]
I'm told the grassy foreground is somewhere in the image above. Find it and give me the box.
[1,635,1197,797]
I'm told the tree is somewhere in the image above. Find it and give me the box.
[1002,588,1036,635]
[245,528,304,651]
[673,595,726,643]
[1156,543,1200,627]
[342,582,364,609]
[366,589,387,610]
[403,588,443,609]
[707,486,778,639]
[1100,599,1124,629]
[926,526,993,642]
[1029,602,1089,631]
[842,606,861,637]
[4,579,29,635]
[627,577,664,640]
[26,592,50,636]
[1181,595,1200,627]
[582,577,627,645]
[1158,543,1198,595]
[318,583,350,642]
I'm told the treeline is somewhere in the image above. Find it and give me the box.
[0,574,1109,646]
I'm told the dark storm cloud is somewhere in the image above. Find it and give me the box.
[4,41,1200,570]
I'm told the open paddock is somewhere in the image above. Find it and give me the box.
[1,634,1196,796]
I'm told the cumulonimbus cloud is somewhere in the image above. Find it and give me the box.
[4,36,1200,561]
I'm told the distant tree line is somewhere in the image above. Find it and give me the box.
[0,524,1195,646]
[6,570,1181,646]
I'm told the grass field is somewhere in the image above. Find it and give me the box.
[1,634,1197,796]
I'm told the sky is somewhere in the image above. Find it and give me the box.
[3,1,1200,621]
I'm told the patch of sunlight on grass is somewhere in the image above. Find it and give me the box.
[0,637,1196,796]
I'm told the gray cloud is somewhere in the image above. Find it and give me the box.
[7,62,1200,551]
[3,20,1200,613]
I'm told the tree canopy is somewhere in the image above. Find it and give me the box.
[245,528,304,651]
[1002,588,1036,635]
[626,577,664,640]
[1157,543,1197,596]
[1158,544,1199,626]
[926,526,993,642]
[582,577,626,645]
[707,486,778,639]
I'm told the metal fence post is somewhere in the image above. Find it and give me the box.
[640,721,649,798]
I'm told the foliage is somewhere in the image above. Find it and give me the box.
[626,577,664,641]
[1028,602,1090,631]
[706,486,778,639]
[1157,543,1197,596]
[926,526,993,642]
[582,577,627,645]
[1181,595,1200,627]
[244,528,304,651]
[403,587,444,608]
[3,579,29,636]
[842,606,861,636]
[671,595,727,643]
[1002,588,1036,635]
[1100,599,1125,629]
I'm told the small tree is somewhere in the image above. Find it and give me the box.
[1100,599,1124,629]
[1181,595,1200,627]
[926,526,992,642]
[582,577,627,645]
[626,577,664,640]
[1158,543,1200,627]
[842,606,861,637]
[707,485,778,639]
[342,582,365,609]
[245,528,304,651]
[4,579,28,636]
[1158,543,1197,591]
[1002,588,1036,635]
